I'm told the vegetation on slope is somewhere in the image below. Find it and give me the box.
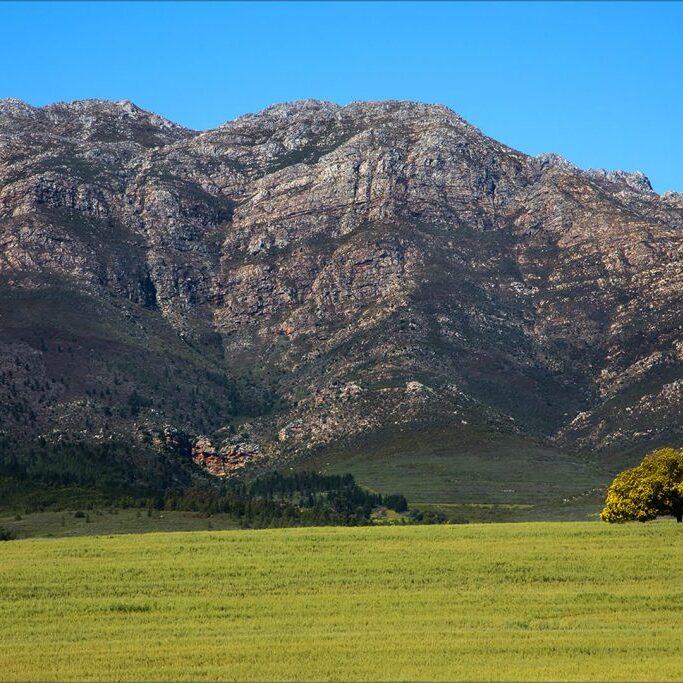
[298,426,617,520]
[0,435,412,531]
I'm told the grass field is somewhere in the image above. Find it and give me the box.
[298,428,616,521]
[2,522,682,681]
[0,508,239,540]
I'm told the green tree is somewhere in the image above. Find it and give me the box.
[385,494,408,513]
[126,390,148,417]
[601,447,683,523]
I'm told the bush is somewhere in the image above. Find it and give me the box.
[385,494,408,513]
[0,527,16,541]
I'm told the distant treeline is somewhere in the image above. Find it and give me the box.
[0,436,442,527]
[144,471,411,527]
[0,434,194,517]
[0,434,197,502]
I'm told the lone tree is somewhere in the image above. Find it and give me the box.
[601,447,683,523]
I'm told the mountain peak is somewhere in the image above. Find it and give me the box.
[0,97,195,146]
[585,168,654,193]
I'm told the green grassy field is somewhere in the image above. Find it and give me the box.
[298,428,616,521]
[2,522,682,682]
[0,508,239,539]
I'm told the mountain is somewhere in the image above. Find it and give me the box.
[0,98,681,502]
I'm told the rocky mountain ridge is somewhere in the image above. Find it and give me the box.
[0,98,680,477]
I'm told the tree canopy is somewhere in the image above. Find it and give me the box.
[601,447,683,523]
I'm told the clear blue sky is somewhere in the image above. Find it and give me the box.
[2,1,682,192]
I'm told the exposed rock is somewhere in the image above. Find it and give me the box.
[191,435,262,476]
[585,168,654,193]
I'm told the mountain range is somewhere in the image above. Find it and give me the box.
[0,98,680,504]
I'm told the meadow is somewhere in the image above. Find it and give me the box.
[2,522,682,681]
[299,428,616,521]
[0,508,239,539]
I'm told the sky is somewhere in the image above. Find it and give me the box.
[1,1,682,192]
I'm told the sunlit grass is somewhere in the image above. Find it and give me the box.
[2,522,682,681]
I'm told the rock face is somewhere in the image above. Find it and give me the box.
[191,436,262,477]
[0,98,681,473]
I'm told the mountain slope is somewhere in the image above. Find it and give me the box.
[0,98,681,494]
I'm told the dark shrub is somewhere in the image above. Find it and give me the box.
[385,494,408,513]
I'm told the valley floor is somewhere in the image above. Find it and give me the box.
[1,522,682,681]
[0,509,239,540]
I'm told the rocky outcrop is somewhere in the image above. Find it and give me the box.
[192,436,262,476]
[0,97,681,474]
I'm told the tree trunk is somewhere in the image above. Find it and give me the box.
[674,503,683,523]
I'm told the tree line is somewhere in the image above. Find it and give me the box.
[0,435,422,528]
